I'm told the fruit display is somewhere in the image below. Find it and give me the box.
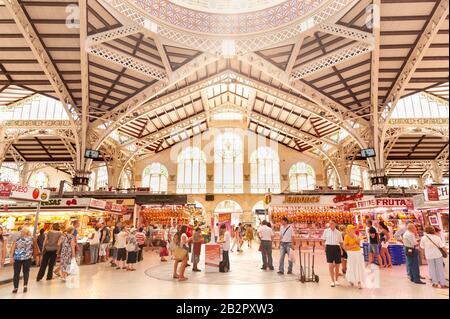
[140,205,189,226]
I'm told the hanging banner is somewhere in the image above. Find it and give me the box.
[2,183,51,202]
[425,186,440,201]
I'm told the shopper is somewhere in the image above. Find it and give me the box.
[0,226,6,269]
[192,227,203,272]
[173,225,189,281]
[230,226,241,252]
[403,223,426,284]
[339,225,348,275]
[56,226,76,281]
[87,225,100,264]
[343,225,365,289]
[322,220,343,287]
[379,221,392,268]
[135,227,146,262]
[218,224,231,272]
[110,222,122,267]
[10,228,33,293]
[35,228,45,267]
[245,224,254,248]
[146,224,154,247]
[98,223,110,263]
[115,226,128,270]
[278,217,293,275]
[160,239,169,262]
[366,219,383,268]
[420,226,448,288]
[36,223,62,281]
[257,220,274,271]
[126,228,139,271]
[214,223,220,243]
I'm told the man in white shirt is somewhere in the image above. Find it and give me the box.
[218,224,231,272]
[403,223,425,284]
[278,217,293,275]
[257,220,274,271]
[321,220,343,287]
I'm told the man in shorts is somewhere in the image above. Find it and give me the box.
[366,220,383,267]
[322,221,343,287]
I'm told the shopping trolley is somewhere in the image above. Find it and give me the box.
[298,243,319,283]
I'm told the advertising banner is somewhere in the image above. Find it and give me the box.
[426,186,439,201]
[1,183,51,202]
[205,243,221,273]
[40,198,91,207]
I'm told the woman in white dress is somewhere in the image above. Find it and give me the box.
[343,224,365,289]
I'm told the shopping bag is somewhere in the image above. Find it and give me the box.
[69,258,79,275]
[288,249,296,264]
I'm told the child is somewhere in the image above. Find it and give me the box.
[160,240,169,262]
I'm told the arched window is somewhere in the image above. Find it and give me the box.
[250,147,280,193]
[177,147,206,194]
[214,132,243,193]
[120,171,132,189]
[96,166,108,189]
[289,162,316,191]
[351,165,370,189]
[143,163,168,193]
[0,163,20,184]
[89,165,108,190]
[215,200,243,226]
[327,167,338,189]
[29,171,49,188]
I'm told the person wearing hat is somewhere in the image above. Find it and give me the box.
[343,224,365,289]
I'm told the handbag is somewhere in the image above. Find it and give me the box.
[426,235,448,258]
[405,247,415,257]
[173,246,187,261]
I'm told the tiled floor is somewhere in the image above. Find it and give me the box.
[1,246,448,299]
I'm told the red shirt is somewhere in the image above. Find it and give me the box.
[186,227,193,238]
[135,232,146,245]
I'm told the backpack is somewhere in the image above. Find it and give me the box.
[102,227,110,243]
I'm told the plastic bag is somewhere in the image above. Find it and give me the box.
[69,258,79,275]
[288,249,296,264]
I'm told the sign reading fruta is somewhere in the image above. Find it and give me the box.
[356,198,414,209]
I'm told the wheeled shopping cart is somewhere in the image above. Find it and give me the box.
[298,244,319,283]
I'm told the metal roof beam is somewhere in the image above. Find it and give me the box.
[381,0,449,123]
[3,0,80,148]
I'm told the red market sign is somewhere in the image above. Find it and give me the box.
[356,198,414,209]
[426,186,439,201]
[0,183,51,202]
[333,193,363,203]
[0,182,13,197]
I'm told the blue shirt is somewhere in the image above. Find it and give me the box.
[14,237,33,261]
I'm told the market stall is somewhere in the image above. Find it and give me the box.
[269,194,359,249]
[351,197,420,265]
[0,197,127,265]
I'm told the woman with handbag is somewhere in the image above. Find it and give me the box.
[56,226,76,282]
[126,228,139,271]
[420,226,449,289]
[172,225,189,281]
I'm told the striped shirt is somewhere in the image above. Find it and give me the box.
[322,228,343,246]
[135,232,146,245]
